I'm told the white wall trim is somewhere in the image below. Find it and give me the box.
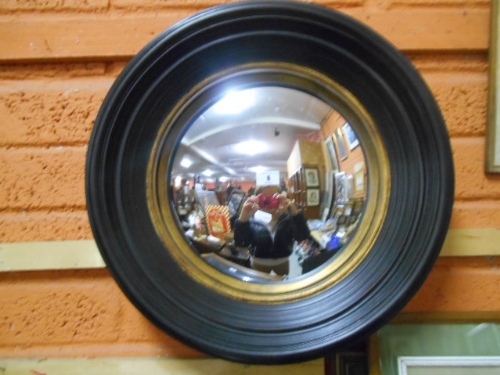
[0,240,105,271]
[0,228,498,272]
[0,357,323,375]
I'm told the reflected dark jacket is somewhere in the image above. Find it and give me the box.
[233,212,310,259]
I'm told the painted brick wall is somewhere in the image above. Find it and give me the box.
[0,0,498,359]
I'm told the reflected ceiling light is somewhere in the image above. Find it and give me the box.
[180,158,193,168]
[248,165,267,173]
[219,176,229,182]
[234,140,267,155]
[213,89,255,114]
[202,169,214,177]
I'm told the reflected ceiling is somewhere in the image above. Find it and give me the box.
[172,87,332,182]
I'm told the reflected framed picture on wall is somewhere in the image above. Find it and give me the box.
[335,171,347,204]
[322,170,337,220]
[354,161,365,195]
[306,189,320,206]
[345,174,354,200]
[325,136,340,172]
[343,122,360,150]
[305,168,319,187]
[334,128,348,160]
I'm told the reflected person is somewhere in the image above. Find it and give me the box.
[233,185,310,276]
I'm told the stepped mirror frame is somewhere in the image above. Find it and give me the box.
[86,1,455,364]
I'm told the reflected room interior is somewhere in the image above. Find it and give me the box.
[171,86,368,282]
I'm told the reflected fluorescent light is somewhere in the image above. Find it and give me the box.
[248,166,267,173]
[202,169,214,177]
[213,89,255,114]
[233,140,267,155]
[180,158,192,168]
[219,176,229,182]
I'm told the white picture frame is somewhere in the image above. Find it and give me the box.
[487,0,500,172]
[398,356,500,375]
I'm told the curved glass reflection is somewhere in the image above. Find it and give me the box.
[171,86,367,281]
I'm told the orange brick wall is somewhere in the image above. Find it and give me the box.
[0,0,498,359]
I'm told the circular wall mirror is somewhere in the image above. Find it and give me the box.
[86,1,454,364]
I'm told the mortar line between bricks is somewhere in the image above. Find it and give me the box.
[0,206,88,214]
[0,143,88,149]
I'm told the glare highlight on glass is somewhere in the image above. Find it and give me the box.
[213,89,255,114]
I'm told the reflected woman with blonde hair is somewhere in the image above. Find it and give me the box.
[233,185,310,276]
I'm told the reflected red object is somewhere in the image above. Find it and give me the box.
[258,195,280,209]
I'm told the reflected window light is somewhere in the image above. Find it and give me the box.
[174,176,183,187]
[213,89,255,114]
[233,140,267,155]
[180,158,193,168]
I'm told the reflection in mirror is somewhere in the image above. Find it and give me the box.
[171,86,367,281]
